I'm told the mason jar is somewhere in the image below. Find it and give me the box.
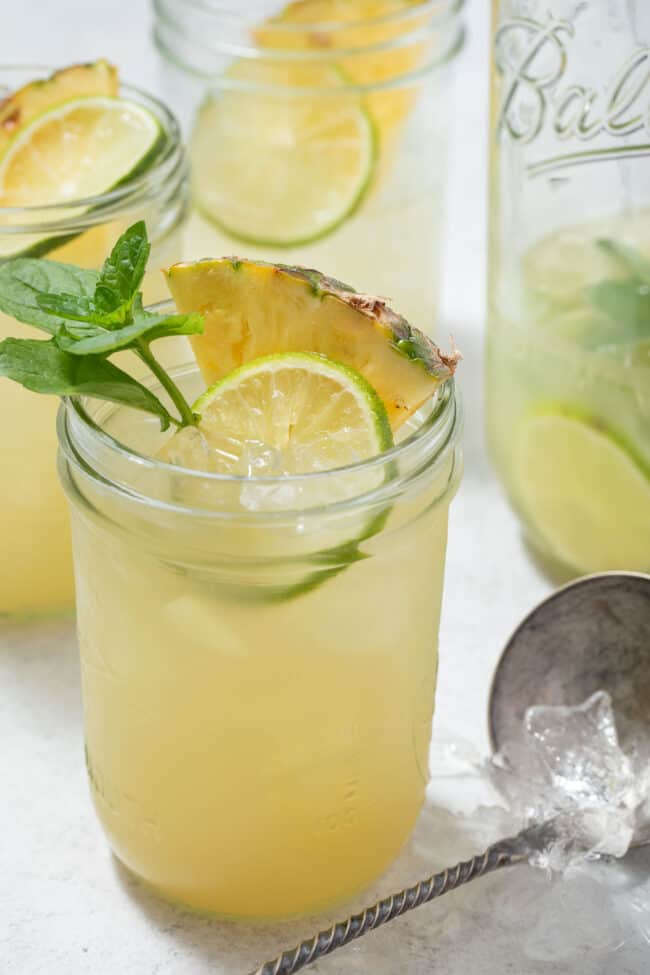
[57,328,462,918]
[487,2,650,578]
[0,67,189,617]
[153,0,465,337]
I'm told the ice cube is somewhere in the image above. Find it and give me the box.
[524,690,638,808]
[486,692,650,873]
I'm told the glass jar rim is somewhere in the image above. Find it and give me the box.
[58,302,463,522]
[0,66,187,232]
[153,0,465,95]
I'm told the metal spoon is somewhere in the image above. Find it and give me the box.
[249,571,650,975]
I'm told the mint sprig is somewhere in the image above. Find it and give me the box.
[0,221,203,430]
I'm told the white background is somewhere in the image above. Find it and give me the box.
[0,3,563,973]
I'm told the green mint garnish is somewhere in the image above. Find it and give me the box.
[0,221,203,430]
[584,239,650,345]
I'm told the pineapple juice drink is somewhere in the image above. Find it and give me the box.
[1,220,460,917]
[58,360,461,918]
[0,65,188,616]
[154,0,466,334]
[487,214,650,576]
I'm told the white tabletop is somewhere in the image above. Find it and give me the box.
[4,4,647,974]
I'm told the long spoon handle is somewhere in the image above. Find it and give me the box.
[248,835,533,975]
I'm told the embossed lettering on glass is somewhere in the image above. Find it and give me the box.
[487,1,650,579]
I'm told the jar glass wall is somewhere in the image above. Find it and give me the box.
[486,2,650,578]
[153,0,465,337]
[0,67,189,617]
[58,326,462,919]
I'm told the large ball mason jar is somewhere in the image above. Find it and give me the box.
[487,2,650,578]
[153,0,465,336]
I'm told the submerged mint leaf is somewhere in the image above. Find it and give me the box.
[583,240,650,344]
[0,258,99,333]
[597,239,650,284]
[0,337,173,429]
[93,219,150,319]
[585,278,650,341]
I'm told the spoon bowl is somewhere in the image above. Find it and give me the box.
[490,571,650,764]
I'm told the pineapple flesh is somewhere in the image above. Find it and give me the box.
[165,258,459,430]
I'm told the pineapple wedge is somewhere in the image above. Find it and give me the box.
[0,60,118,158]
[165,258,459,430]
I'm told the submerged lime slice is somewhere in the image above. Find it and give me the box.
[190,63,376,247]
[0,96,163,257]
[514,409,650,573]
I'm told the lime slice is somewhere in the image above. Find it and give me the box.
[161,351,392,489]
[514,409,650,573]
[0,60,119,157]
[0,96,163,258]
[158,351,394,600]
[190,63,377,247]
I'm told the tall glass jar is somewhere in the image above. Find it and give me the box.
[153,0,465,336]
[0,67,189,617]
[57,331,462,919]
[487,2,650,578]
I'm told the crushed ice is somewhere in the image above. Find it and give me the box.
[486,691,650,871]
[384,696,650,970]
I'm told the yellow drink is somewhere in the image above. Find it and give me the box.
[0,70,188,617]
[59,365,461,918]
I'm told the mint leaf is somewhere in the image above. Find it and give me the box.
[0,258,98,333]
[0,221,202,430]
[585,278,650,341]
[36,292,120,325]
[0,337,173,429]
[597,239,650,283]
[93,220,150,320]
[56,309,203,356]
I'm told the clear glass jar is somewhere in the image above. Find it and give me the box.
[487,2,650,578]
[57,324,462,919]
[153,0,465,336]
[0,67,189,617]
